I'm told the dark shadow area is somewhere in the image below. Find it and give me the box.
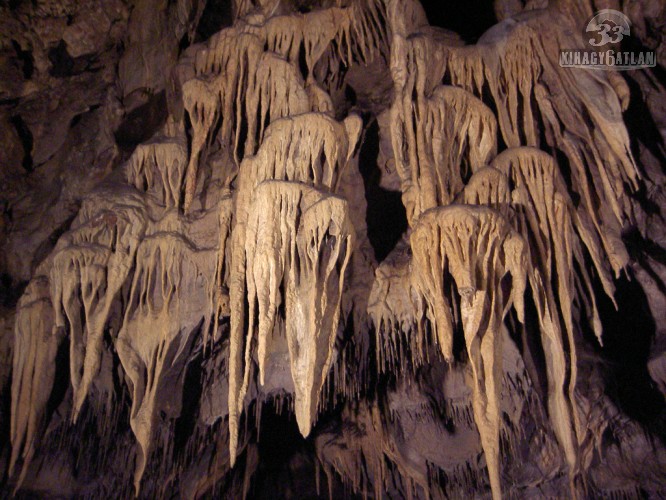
[194,0,233,43]
[114,91,168,154]
[594,268,665,435]
[510,287,549,403]
[418,0,497,43]
[69,104,100,130]
[46,339,71,420]
[48,40,75,77]
[11,39,33,79]
[9,114,33,173]
[31,210,78,276]
[621,65,666,179]
[48,40,100,78]
[552,148,581,207]
[358,118,407,262]
[0,274,27,309]
[250,400,360,500]
[624,227,666,297]
[0,373,10,489]
[173,350,204,459]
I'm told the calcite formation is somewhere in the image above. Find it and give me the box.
[2,0,666,498]
[228,180,355,464]
[411,205,527,500]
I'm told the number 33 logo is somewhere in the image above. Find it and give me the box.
[585,9,631,47]
[588,22,626,46]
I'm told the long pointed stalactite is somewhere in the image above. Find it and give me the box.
[411,205,527,500]
[226,112,361,464]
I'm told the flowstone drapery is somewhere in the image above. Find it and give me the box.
[228,179,355,464]
[116,228,218,491]
[390,82,498,223]
[5,0,665,498]
[411,206,527,500]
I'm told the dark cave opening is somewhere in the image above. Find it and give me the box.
[9,114,33,173]
[418,0,497,43]
[621,66,666,178]
[0,274,26,309]
[48,40,75,78]
[114,90,168,154]
[512,287,549,403]
[47,41,100,78]
[194,0,233,43]
[592,264,665,435]
[248,400,358,499]
[11,40,33,80]
[46,337,70,421]
[358,118,408,262]
[0,372,9,477]
[253,405,315,498]
[173,351,205,459]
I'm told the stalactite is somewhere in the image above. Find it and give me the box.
[334,150,377,345]
[228,180,354,464]
[181,76,222,211]
[182,35,312,210]
[388,8,639,272]
[238,0,387,76]
[315,403,389,500]
[9,189,148,489]
[116,231,216,493]
[183,0,385,211]
[235,113,362,202]
[411,205,527,500]
[368,240,426,372]
[461,166,511,216]
[484,146,618,487]
[225,112,362,391]
[50,204,146,421]
[212,194,234,346]
[389,80,498,224]
[126,138,188,207]
[9,274,63,491]
[225,112,361,465]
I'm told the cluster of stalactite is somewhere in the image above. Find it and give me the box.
[9,0,382,492]
[7,0,661,498]
[368,2,642,498]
